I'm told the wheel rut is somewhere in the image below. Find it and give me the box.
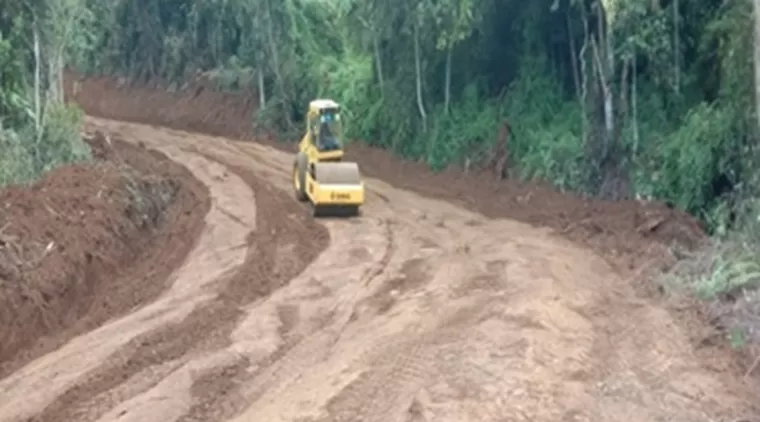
[86,156,328,422]
[1,117,756,422]
[0,141,257,422]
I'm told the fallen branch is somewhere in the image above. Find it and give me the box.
[561,217,599,234]
[0,235,23,267]
[745,353,760,379]
[638,216,666,234]
[27,241,55,268]
[0,223,54,269]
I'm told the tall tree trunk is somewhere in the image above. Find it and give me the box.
[673,0,680,94]
[584,0,619,197]
[603,12,615,158]
[258,67,266,108]
[57,55,64,104]
[567,7,581,102]
[373,34,384,91]
[617,56,630,145]
[33,25,41,132]
[444,47,452,114]
[264,0,292,128]
[590,3,615,162]
[413,24,427,132]
[754,0,760,132]
[48,52,58,103]
[595,41,614,160]
[579,11,590,146]
[33,23,45,157]
[632,49,639,157]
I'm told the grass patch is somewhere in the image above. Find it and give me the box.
[0,103,91,188]
[661,204,760,376]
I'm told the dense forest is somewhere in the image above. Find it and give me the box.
[2,0,760,232]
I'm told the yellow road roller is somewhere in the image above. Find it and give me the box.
[292,99,364,217]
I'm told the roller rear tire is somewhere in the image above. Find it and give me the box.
[293,153,308,202]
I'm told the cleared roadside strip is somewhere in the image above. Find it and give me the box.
[0,142,256,422]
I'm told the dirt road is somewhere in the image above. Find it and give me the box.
[0,116,756,422]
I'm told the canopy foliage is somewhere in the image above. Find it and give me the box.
[2,0,759,227]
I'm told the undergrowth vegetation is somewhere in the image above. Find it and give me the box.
[662,197,760,354]
[1,2,91,187]
[3,0,760,356]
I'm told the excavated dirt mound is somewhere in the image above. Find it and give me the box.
[67,72,257,141]
[66,71,704,277]
[0,132,210,378]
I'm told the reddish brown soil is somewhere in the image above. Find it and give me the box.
[0,70,740,420]
[66,71,704,278]
[28,155,328,422]
[67,72,258,141]
[0,132,210,378]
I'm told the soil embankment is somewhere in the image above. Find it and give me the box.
[0,132,210,377]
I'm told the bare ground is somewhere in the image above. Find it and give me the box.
[0,132,209,379]
[0,73,755,421]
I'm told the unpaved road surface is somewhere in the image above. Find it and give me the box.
[0,117,756,422]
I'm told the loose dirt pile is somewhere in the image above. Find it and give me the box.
[66,71,704,277]
[67,72,257,141]
[0,132,210,378]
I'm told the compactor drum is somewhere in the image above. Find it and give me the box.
[292,99,365,217]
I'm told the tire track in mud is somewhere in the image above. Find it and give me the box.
[71,119,760,422]
[175,190,397,421]
[177,145,409,421]
[171,157,339,422]
[216,179,498,421]
[317,256,523,422]
[314,294,509,422]
[77,120,401,422]
[123,127,590,421]
[25,148,328,422]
